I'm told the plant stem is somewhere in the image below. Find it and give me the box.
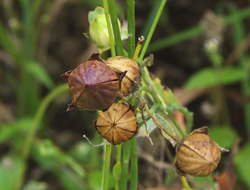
[108,0,124,56]
[229,5,250,137]
[127,0,135,58]
[119,140,131,190]
[144,104,179,142]
[133,37,144,61]
[15,83,68,190]
[102,144,113,190]
[103,0,116,57]
[180,176,193,190]
[148,6,250,53]
[206,176,217,190]
[130,137,138,190]
[139,0,167,62]
[116,144,122,162]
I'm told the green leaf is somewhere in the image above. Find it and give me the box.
[154,113,176,141]
[139,113,176,141]
[234,142,250,189]
[25,61,54,89]
[139,116,157,135]
[0,118,33,143]
[184,67,244,90]
[152,77,178,105]
[208,126,237,149]
[0,156,24,190]
[57,168,87,190]
[32,139,86,178]
[24,180,48,190]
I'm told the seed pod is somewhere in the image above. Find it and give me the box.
[175,127,226,177]
[105,56,141,96]
[94,103,137,145]
[61,54,121,111]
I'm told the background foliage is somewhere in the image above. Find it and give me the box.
[0,0,250,189]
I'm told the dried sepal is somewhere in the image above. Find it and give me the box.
[94,103,138,145]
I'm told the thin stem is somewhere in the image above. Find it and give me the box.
[144,104,179,142]
[139,0,167,62]
[102,144,113,190]
[206,176,217,190]
[119,140,131,190]
[116,144,122,163]
[127,0,135,58]
[180,176,193,190]
[15,83,68,190]
[103,0,116,57]
[168,114,186,138]
[130,137,138,190]
[108,0,124,56]
[133,36,144,61]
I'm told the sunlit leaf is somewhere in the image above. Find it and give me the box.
[208,126,238,149]
[184,67,244,90]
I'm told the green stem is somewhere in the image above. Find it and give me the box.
[166,105,194,134]
[15,83,68,190]
[229,5,250,137]
[116,144,122,163]
[139,0,167,62]
[180,176,193,190]
[130,137,138,190]
[108,0,124,56]
[127,0,135,58]
[102,144,113,190]
[206,176,217,190]
[119,140,131,190]
[148,6,250,53]
[103,0,116,57]
[168,114,186,138]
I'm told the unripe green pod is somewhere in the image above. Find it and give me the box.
[89,7,121,47]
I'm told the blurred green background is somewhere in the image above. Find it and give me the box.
[0,0,250,189]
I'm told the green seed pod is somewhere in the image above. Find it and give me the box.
[89,7,121,47]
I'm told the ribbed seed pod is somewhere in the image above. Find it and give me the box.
[94,103,137,145]
[105,56,141,96]
[61,54,121,111]
[175,127,222,177]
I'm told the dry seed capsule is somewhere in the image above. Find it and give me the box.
[175,127,222,177]
[105,56,141,96]
[62,54,121,111]
[94,103,137,145]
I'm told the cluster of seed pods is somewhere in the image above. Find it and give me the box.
[62,53,228,177]
[62,53,140,145]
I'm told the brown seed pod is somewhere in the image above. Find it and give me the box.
[175,127,226,177]
[61,54,121,111]
[105,56,141,96]
[94,103,138,145]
